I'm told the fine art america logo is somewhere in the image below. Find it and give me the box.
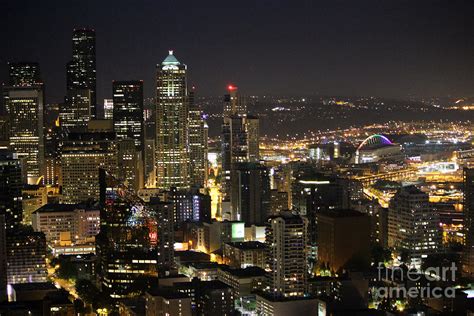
[375,263,457,299]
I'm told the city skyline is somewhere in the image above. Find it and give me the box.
[0,2,473,315]
[1,0,473,103]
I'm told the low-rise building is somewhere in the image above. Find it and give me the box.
[223,241,266,269]
[32,203,100,247]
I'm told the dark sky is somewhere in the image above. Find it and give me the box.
[1,0,473,103]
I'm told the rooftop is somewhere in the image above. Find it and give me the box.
[317,209,367,218]
[162,50,180,65]
[225,241,267,250]
[219,266,266,278]
[34,203,98,214]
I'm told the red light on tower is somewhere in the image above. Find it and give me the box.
[227,84,237,91]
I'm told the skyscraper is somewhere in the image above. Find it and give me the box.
[66,29,97,118]
[60,88,91,130]
[463,168,474,275]
[231,162,270,224]
[61,132,117,203]
[3,63,44,184]
[246,115,260,162]
[266,211,308,298]
[96,170,159,298]
[221,85,260,201]
[149,198,175,276]
[7,62,41,87]
[188,89,208,188]
[0,151,23,229]
[388,185,441,259]
[112,80,144,151]
[155,51,189,190]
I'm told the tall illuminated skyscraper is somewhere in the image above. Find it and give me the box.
[60,88,91,130]
[66,29,97,118]
[0,151,23,229]
[113,80,144,150]
[155,51,189,190]
[3,63,45,184]
[221,85,260,201]
[463,168,474,275]
[188,88,208,188]
[266,212,308,298]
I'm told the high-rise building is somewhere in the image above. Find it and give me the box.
[291,168,349,263]
[66,29,97,118]
[188,89,208,188]
[96,170,159,298]
[149,198,175,276]
[6,227,48,285]
[162,187,211,225]
[155,51,189,190]
[388,185,441,259]
[246,115,260,162]
[221,85,260,201]
[231,162,270,224]
[3,63,45,184]
[0,151,23,229]
[463,168,474,275]
[0,215,6,302]
[112,80,144,150]
[316,209,371,272]
[60,132,117,203]
[266,211,308,298]
[60,88,91,130]
[223,85,246,117]
[103,99,113,119]
[7,62,41,87]
[117,139,143,191]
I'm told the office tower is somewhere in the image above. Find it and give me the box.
[222,116,247,198]
[6,227,48,284]
[188,89,208,188]
[61,132,117,203]
[3,63,45,184]
[246,115,260,162]
[231,162,270,224]
[60,88,91,130]
[388,185,441,259]
[144,138,155,187]
[103,99,113,119]
[463,168,474,275]
[7,62,41,87]
[66,29,97,118]
[155,51,189,190]
[223,85,246,117]
[163,187,211,225]
[316,210,371,272]
[149,198,175,276]
[117,139,142,191]
[0,215,6,302]
[21,185,48,225]
[96,170,159,298]
[0,151,23,229]
[221,85,260,201]
[291,169,348,262]
[112,80,144,150]
[266,211,308,298]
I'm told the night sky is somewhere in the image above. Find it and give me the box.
[1,0,473,103]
